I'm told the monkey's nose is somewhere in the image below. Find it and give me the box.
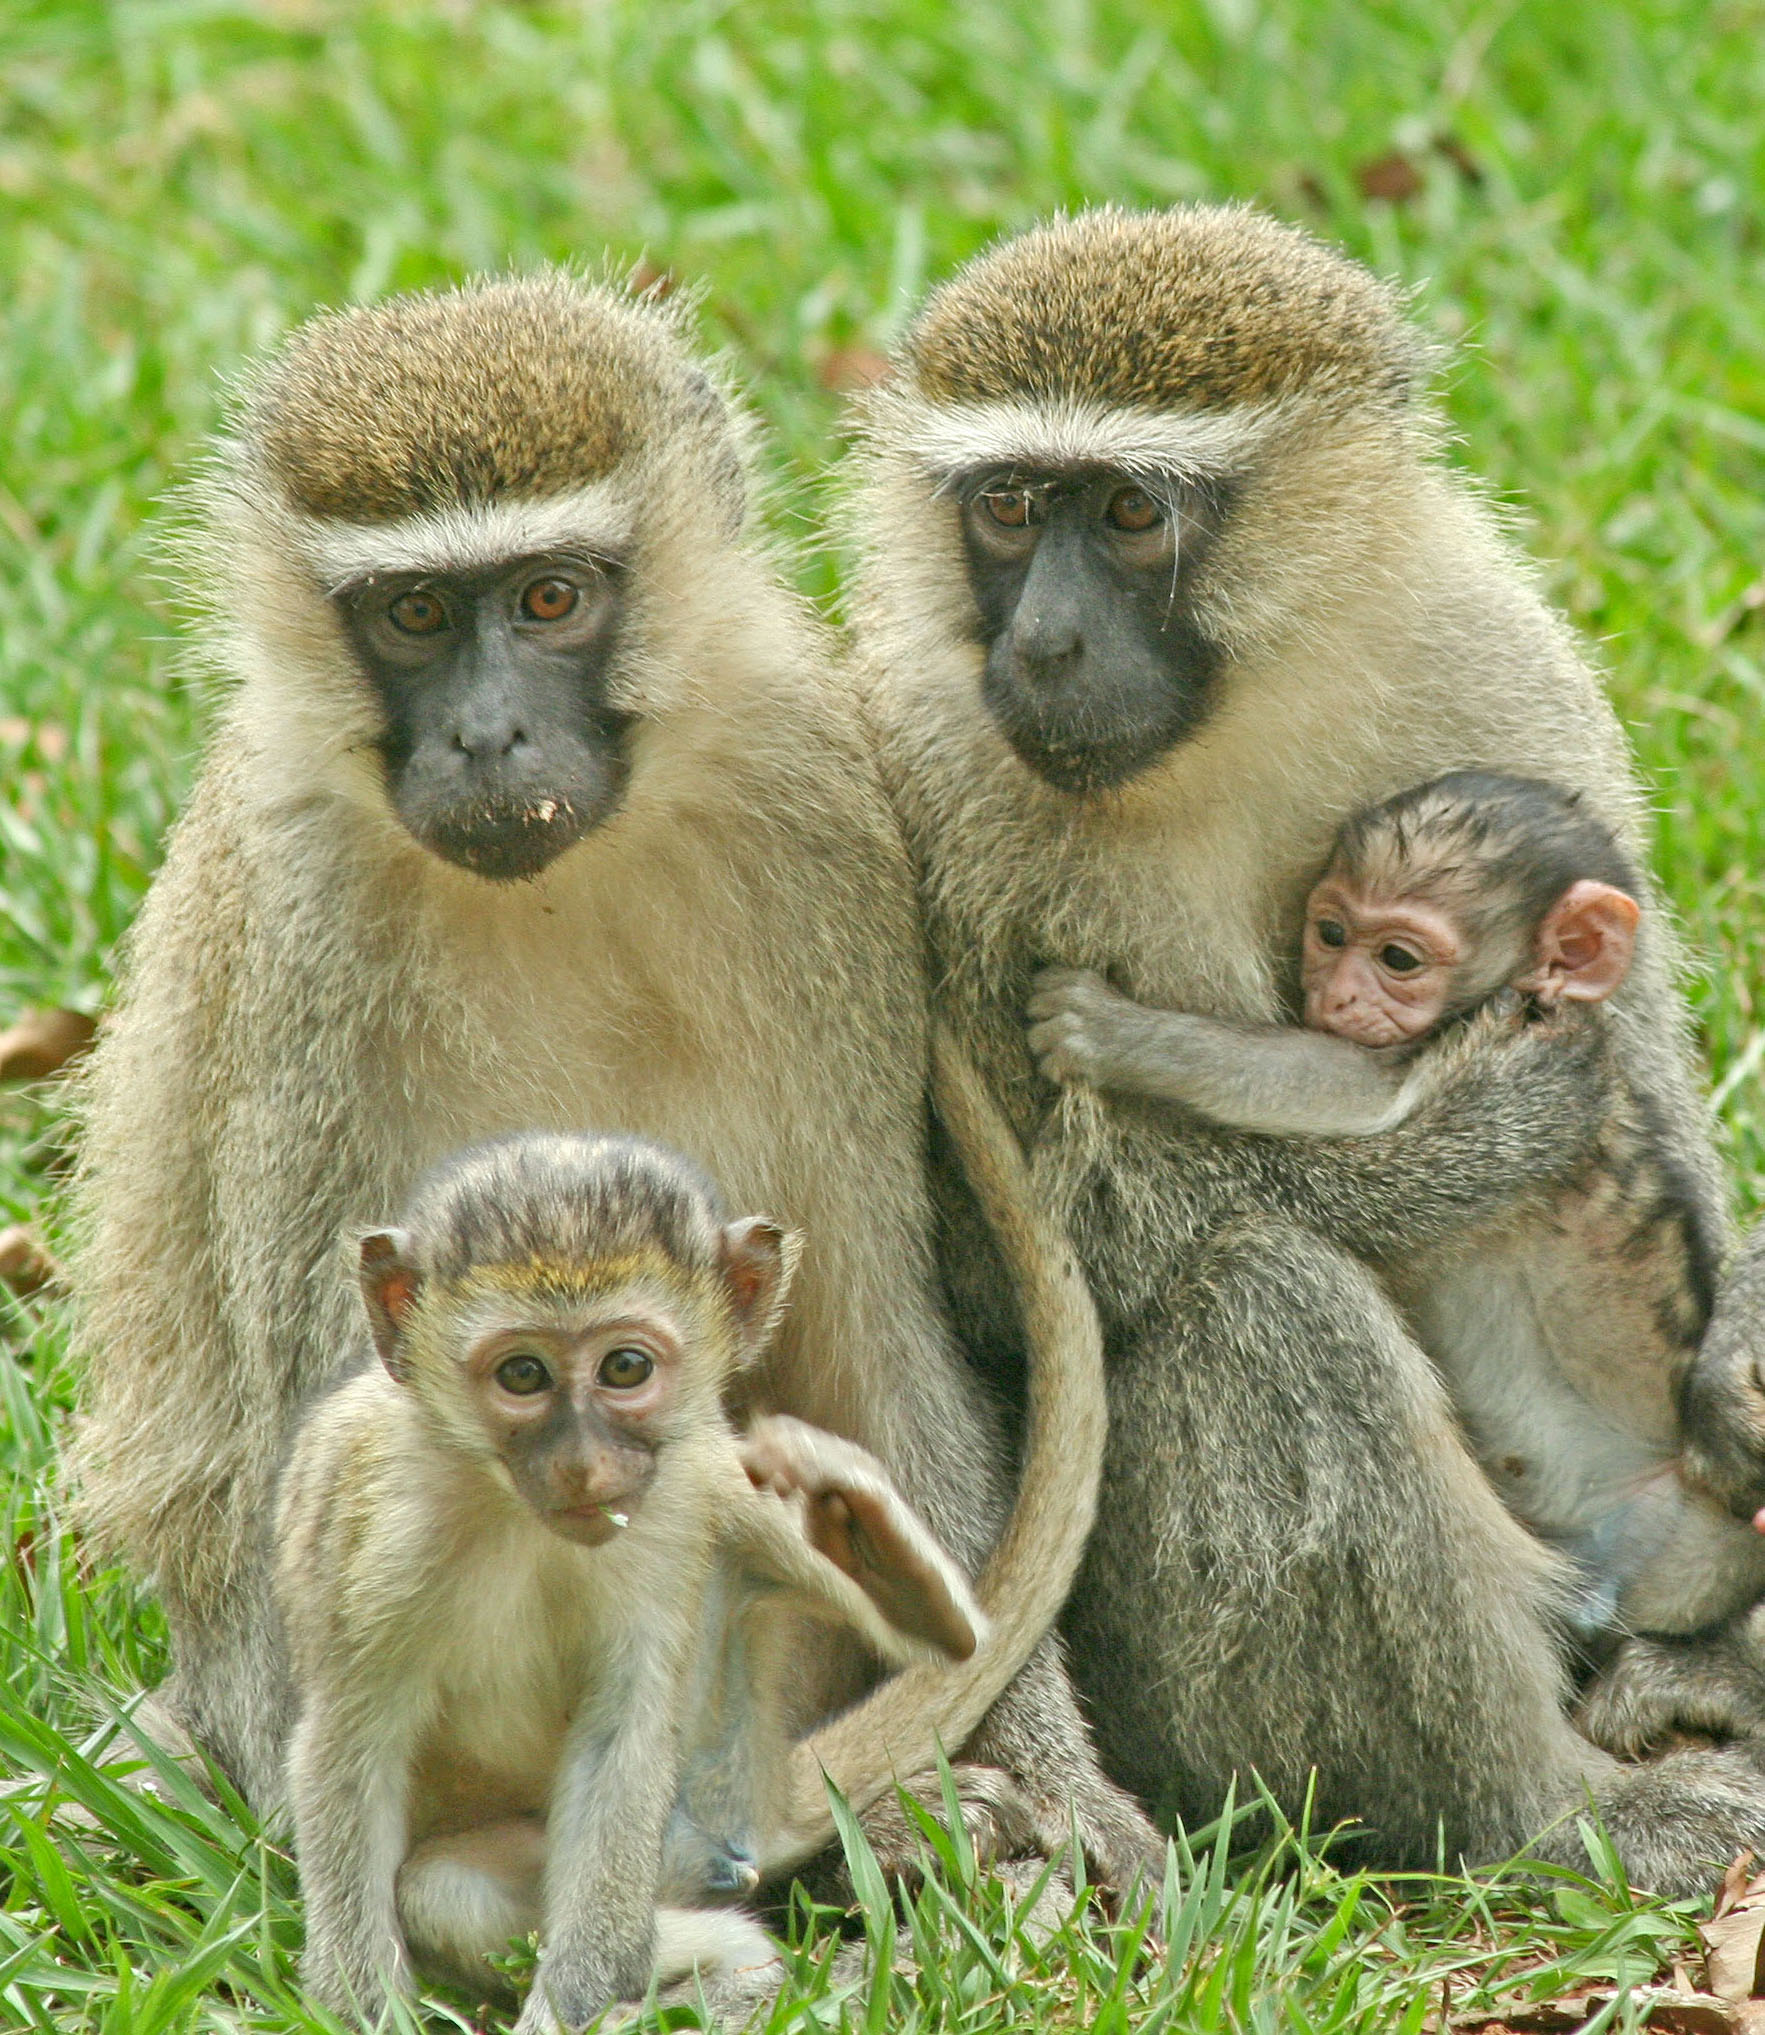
[452,721,529,761]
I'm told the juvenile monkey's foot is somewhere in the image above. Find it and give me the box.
[1025,968,1131,1088]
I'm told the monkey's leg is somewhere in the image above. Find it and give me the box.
[1065,1214,1765,1897]
[287,1698,416,2020]
[397,1819,545,1997]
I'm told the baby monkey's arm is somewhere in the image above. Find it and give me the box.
[1027,967,1433,1138]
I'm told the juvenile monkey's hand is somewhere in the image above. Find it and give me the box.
[739,1415,982,1659]
[1027,967,1148,1088]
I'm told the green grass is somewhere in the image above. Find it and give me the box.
[1,0,1762,2024]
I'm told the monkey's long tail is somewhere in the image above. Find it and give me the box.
[763,1022,1106,1868]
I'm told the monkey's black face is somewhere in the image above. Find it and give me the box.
[336,550,632,881]
[957,469,1228,794]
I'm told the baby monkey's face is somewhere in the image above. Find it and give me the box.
[452,1286,701,1547]
[1301,873,1467,1048]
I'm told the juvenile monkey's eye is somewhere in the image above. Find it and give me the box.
[1380,945,1424,974]
[495,1352,552,1395]
[1107,487,1163,533]
[389,590,449,635]
[598,1347,655,1390]
[520,577,579,622]
[1314,918,1348,949]
[980,490,1037,529]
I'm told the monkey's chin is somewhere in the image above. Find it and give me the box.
[409,796,608,882]
[547,1503,637,1548]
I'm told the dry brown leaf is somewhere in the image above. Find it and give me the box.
[1356,150,1425,202]
[0,1224,61,1299]
[1702,1852,1765,2005]
[0,1007,96,1081]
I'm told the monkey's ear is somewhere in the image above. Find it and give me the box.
[719,1218,802,1363]
[358,1229,420,1381]
[1524,880,1640,1007]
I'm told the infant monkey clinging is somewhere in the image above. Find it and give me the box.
[1031,770,1763,1643]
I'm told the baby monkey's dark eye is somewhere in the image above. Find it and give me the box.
[1314,919,1348,949]
[1381,945,1424,974]
[520,577,578,622]
[495,1352,553,1395]
[598,1347,655,1390]
[1107,487,1163,533]
[389,590,449,635]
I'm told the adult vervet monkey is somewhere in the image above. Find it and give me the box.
[850,204,1765,1895]
[71,272,1154,1886]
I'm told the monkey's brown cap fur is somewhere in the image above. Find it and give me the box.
[242,272,715,521]
[904,206,1430,416]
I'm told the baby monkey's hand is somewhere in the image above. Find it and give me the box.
[738,1415,980,1659]
[1027,967,1149,1088]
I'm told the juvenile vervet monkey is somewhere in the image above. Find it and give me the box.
[277,1133,984,2028]
[1030,770,1765,1641]
[73,272,1155,1886]
[850,203,1765,1893]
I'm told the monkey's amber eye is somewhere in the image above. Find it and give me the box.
[1380,944,1424,974]
[598,1347,655,1391]
[389,590,449,635]
[1314,919,1348,949]
[495,1352,553,1395]
[981,490,1037,529]
[1106,487,1163,532]
[520,577,579,622]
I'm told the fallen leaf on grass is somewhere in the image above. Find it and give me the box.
[1453,1990,1755,2032]
[1356,150,1425,202]
[0,1007,96,1081]
[0,1224,61,1299]
[1702,1855,1765,2003]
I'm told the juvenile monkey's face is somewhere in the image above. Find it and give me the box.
[955,466,1228,793]
[1301,874,1466,1048]
[332,545,632,882]
[457,1292,693,1545]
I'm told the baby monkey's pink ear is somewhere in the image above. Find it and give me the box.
[719,1217,803,1363]
[358,1229,420,1381]
[1525,880,1641,1006]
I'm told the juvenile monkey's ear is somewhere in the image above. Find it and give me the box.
[719,1217,802,1363]
[1523,880,1641,1006]
[358,1229,420,1381]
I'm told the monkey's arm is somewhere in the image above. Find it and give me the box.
[517,1620,694,2034]
[1028,967,1420,1136]
[727,1415,987,1663]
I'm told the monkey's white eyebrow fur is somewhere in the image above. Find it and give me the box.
[896,396,1291,480]
[300,484,635,584]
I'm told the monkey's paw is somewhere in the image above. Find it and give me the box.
[1026,968,1128,1087]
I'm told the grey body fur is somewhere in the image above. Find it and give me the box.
[1030,970,1765,1640]
[851,204,1765,1893]
[72,273,1153,1887]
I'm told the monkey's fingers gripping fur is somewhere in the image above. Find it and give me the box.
[759,1026,1108,1872]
